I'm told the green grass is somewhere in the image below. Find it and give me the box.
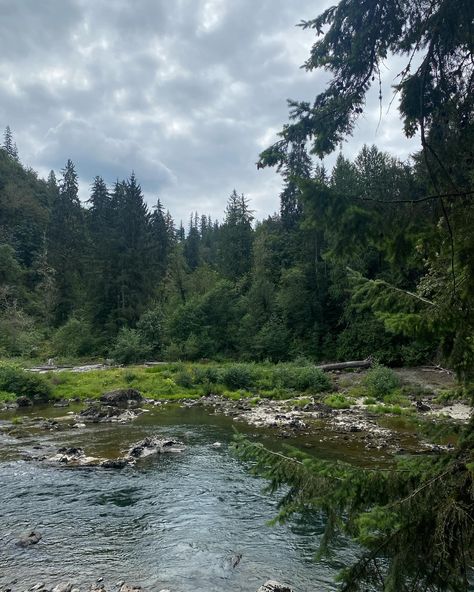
[38,361,334,402]
[366,404,415,416]
[0,390,16,403]
[324,393,351,409]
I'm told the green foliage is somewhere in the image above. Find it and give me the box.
[0,362,50,401]
[323,393,351,409]
[51,317,98,358]
[233,421,474,592]
[362,365,400,399]
[174,369,194,389]
[110,328,151,365]
[272,364,331,393]
[136,308,163,357]
[220,364,255,391]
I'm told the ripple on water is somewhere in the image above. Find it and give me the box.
[0,408,354,592]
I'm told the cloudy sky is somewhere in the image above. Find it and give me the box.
[0,0,417,223]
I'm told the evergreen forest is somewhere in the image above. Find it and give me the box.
[1,129,472,377]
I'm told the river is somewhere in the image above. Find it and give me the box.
[0,405,363,592]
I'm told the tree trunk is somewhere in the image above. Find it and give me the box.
[315,359,372,372]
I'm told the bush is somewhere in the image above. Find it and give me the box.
[52,317,98,358]
[136,309,163,357]
[0,362,51,401]
[221,364,255,390]
[110,328,151,365]
[272,365,331,393]
[174,369,194,388]
[362,364,400,399]
[192,365,221,384]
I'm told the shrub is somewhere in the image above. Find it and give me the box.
[174,369,194,389]
[52,317,98,358]
[192,365,221,384]
[123,371,137,384]
[221,364,255,390]
[0,362,51,401]
[110,328,151,365]
[136,309,163,357]
[272,365,331,393]
[362,364,400,399]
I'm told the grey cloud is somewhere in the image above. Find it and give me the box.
[0,0,417,224]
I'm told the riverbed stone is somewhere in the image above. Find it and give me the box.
[118,584,141,592]
[256,581,292,592]
[127,436,185,459]
[16,531,42,547]
[51,583,72,592]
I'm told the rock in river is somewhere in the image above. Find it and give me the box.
[79,404,141,424]
[99,388,143,407]
[16,531,42,547]
[257,581,293,592]
[127,436,185,459]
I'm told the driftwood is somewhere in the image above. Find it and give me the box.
[315,359,372,372]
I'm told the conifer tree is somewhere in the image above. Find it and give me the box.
[184,213,200,271]
[218,190,254,279]
[47,159,85,325]
[111,173,152,327]
[2,126,18,161]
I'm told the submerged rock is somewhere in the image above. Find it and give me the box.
[257,581,293,592]
[16,531,42,547]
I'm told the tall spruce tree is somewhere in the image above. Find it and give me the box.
[111,173,152,327]
[218,190,254,279]
[47,159,84,325]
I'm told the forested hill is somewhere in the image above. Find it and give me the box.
[0,127,471,376]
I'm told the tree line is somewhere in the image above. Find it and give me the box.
[0,127,449,369]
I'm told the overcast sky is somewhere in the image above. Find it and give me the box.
[0,0,417,223]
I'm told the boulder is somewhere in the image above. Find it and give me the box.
[49,447,99,466]
[127,436,185,459]
[257,581,293,592]
[80,403,141,424]
[100,389,143,407]
[16,530,42,547]
[119,585,142,592]
[52,583,72,592]
[16,396,33,408]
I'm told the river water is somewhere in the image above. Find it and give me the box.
[0,405,359,592]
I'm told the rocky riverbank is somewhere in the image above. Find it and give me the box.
[1,366,471,459]
[1,579,292,592]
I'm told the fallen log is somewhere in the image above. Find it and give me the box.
[315,359,372,372]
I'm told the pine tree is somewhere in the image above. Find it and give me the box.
[2,126,18,160]
[184,213,200,271]
[47,159,85,325]
[111,173,152,327]
[150,199,173,282]
[218,190,254,279]
[279,142,312,229]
